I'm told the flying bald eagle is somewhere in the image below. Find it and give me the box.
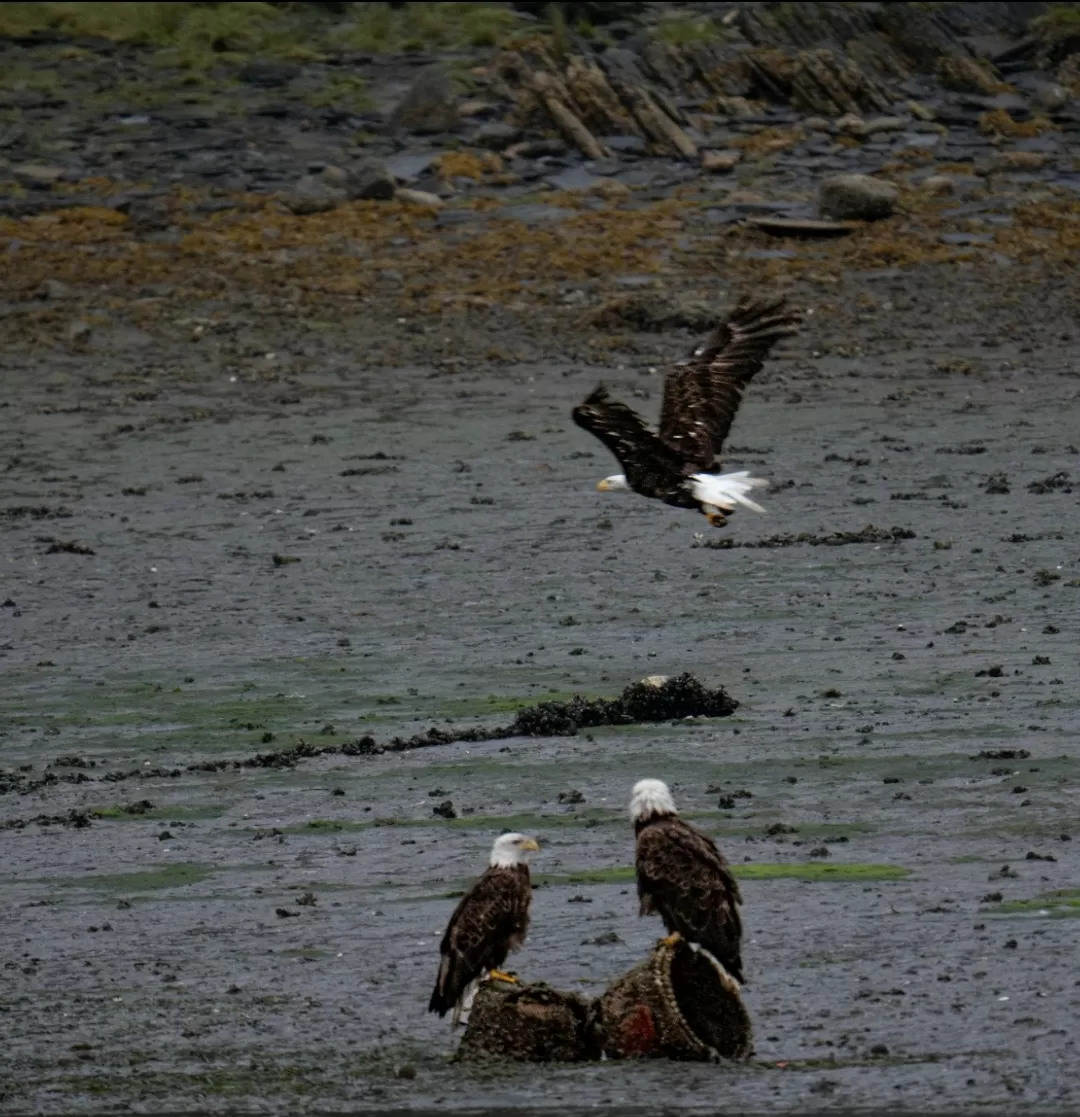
[572,296,801,527]
[428,832,540,1024]
[630,778,744,984]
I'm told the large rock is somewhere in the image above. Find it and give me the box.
[280,162,394,214]
[819,173,898,221]
[388,66,460,135]
[332,161,396,201]
[472,120,523,150]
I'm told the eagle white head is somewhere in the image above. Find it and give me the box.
[596,474,630,493]
[629,778,678,823]
[489,832,540,868]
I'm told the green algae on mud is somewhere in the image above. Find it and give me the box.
[41,862,212,892]
[535,862,912,886]
[983,887,1080,918]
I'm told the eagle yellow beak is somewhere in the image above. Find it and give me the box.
[519,837,540,852]
[596,479,613,492]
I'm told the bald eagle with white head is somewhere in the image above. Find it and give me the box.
[630,778,744,983]
[428,832,540,1024]
[572,295,801,527]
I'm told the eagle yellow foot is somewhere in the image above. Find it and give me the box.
[488,970,519,984]
[704,511,728,528]
[661,932,683,948]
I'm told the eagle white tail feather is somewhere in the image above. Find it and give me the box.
[452,976,482,1027]
[690,471,769,515]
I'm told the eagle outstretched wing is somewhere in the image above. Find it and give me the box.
[636,817,744,983]
[571,385,690,492]
[657,296,801,470]
[428,866,531,1016]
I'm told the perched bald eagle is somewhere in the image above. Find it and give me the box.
[630,778,744,984]
[572,296,801,527]
[428,832,540,1024]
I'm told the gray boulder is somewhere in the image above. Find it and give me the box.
[331,161,396,201]
[472,121,522,151]
[819,173,898,221]
[388,66,460,135]
[281,162,395,214]
[280,173,345,215]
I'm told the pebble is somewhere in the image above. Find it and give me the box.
[13,162,65,188]
[396,188,443,208]
[701,149,742,173]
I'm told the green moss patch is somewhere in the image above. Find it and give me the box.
[46,862,212,892]
[984,888,1080,918]
[536,862,911,887]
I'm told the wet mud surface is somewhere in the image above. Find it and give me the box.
[2,12,1080,1108]
[3,267,1079,1112]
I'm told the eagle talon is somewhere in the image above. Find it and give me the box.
[661,932,683,948]
[488,970,518,984]
[705,512,728,528]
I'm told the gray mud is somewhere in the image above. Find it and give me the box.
[3,286,1079,1113]
[2,7,1080,1110]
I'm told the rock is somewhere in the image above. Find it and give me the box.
[472,121,522,150]
[13,163,65,188]
[838,115,909,138]
[819,173,898,221]
[340,162,396,201]
[600,134,647,155]
[936,56,1003,96]
[546,167,604,192]
[388,66,460,135]
[749,217,858,238]
[40,279,70,299]
[279,174,346,215]
[385,152,440,183]
[921,175,956,196]
[65,320,92,346]
[459,99,495,118]
[701,149,742,173]
[993,150,1052,171]
[589,178,630,201]
[396,188,443,208]
[591,292,716,333]
[126,198,172,234]
[236,61,299,88]
[1032,82,1071,112]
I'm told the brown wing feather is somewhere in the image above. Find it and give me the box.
[571,385,695,502]
[636,816,744,982]
[428,864,531,1016]
[657,296,801,470]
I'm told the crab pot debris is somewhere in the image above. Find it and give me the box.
[456,939,751,1064]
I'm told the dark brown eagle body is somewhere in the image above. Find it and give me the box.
[428,863,532,1017]
[571,295,801,517]
[635,813,744,983]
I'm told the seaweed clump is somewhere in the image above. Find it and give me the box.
[0,676,737,809]
[508,673,737,736]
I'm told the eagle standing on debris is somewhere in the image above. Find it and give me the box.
[428,832,540,1024]
[572,296,801,527]
[630,778,744,984]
